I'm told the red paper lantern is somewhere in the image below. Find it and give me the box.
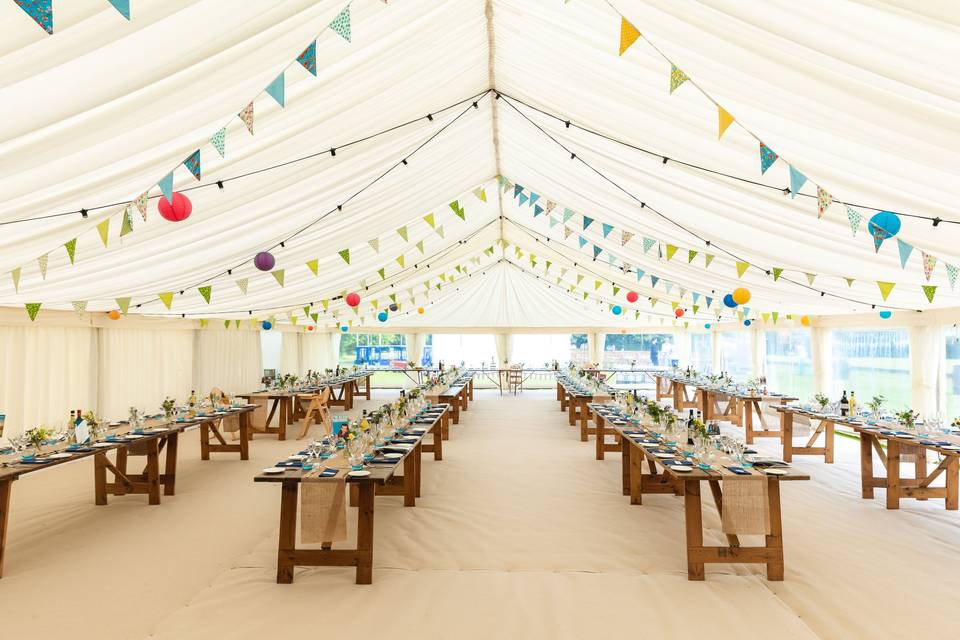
[157,192,192,222]
[626,291,639,303]
[675,308,685,318]
[345,292,361,307]
[307,325,315,332]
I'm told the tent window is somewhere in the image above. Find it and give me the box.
[829,329,910,407]
[340,333,407,366]
[601,334,675,368]
[512,334,572,367]
[765,330,813,399]
[690,333,713,373]
[945,328,960,416]
[570,334,589,365]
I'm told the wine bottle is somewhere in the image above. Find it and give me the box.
[839,390,849,417]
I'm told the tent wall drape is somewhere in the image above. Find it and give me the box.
[300,333,335,372]
[751,330,766,378]
[193,330,262,396]
[98,328,194,421]
[280,332,302,375]
[409,333,427,366]
[810,327,831,395]
[0,325,98,437]
[911,325,943,416]
[494,333,511,366]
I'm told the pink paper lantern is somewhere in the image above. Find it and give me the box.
[345,292,361,307]
[626,291,639,303]
[158,192,192,222]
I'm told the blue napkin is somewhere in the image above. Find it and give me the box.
[920,440,951,446]
[21,458,54,464]
[725,466,752,475]
[318,467,339,477]
[672,460,693,466]
[276,460,302,468]
[369,458,395,464]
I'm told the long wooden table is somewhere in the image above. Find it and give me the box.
[588,403,629,460]
[555,376,610,440]
[255,406,448,585]
[611,421,809,581]
[775,406,959,509]
[426,373,474,426]
[0,405,254,578]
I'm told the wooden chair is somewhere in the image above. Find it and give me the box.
[507,365,523,395]
[297,386,332,440]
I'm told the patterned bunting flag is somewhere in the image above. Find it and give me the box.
[759,143,778,174]
[816,186,833,218]
[735,261,749,277]
[717,106,735,139]
[159,292,174,309]
[328,5,352,42]
[14,0,52,33]
[377,267,386,280]
[265,72,285,107]
[870,221,893,252]
[71,301,88,315]
[235,278,248,294]
[922,285,937,303]
[297,41,318,76]
[665,244,678,260]
[896,239,913,268]
[210,127,227,158]
[238,102,254,135]
[198,286,212,304]
[116,297,131,314]
[602,223,613,238]
[947,264,959,290]
[669,65,688,93]
[271,270,285,287]
[120,208,134,237]
[618,17,641,55]
[25,302,41,321]
[450,200,466,220]
[922,252,937,281]
[107,0,130,20]
[37,253,49,279]
[11,268,21,293]
[846,206,862,236]
[788,166,807,198]
[877,281,895,301]
[563,226,573,239]
[366,238,379,253]
[397,226,408,241]
[338,249,350,264]
[64,238,77,264]
[306,259,319,276]
[134,192,149,221]
[642,237,656,253]
[621,230,633,246]
[687,249,697,263]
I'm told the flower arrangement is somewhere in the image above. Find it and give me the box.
[866,395,885,415]
[161,397,176,420]
[645,400,663,423]
[689,418,707,439]
[26,427,51,453]
[896,408,919,429]
[814,393,830,411]
[952,417,960,429]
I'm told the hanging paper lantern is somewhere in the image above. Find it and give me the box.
[879,310,892,319]
[674,308,684,318]
[307,325,315,332]
[377,311,388,322]
[732,288,751,305]
[723,294,738,308]
[417,307,425,314]
[389,303,398,312]
[108,310,121,320]
[800,315,811,327]
[340,325,348,332]
[611,305,622,315]
[868,211,902,237]
[254,251,275,271]
[157,192,192,222]
[743,319,752,327]
[704,323,711,329]
[626,291,639,303]
[261,320,273,330]
[345,292,361,307]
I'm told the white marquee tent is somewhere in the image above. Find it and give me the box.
[1,0,959,432]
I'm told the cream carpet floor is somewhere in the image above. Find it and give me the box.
[2,390,957,639]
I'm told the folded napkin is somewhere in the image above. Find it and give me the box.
[725,466,752,476]
[21,458,55,464]
[317,467,339,477]
[920,440,951,446]
[381,446,411,454]
[275,460,303,468]
[721,475,771,535]
[369,458,396,464]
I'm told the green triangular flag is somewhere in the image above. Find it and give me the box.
[704,254,715,269]
[158,292,174,309]
[120,208,133,237]
[310,313,319,323]
[272,270,285,287]
[845,277,855,287]
[805,273,816,286]
[665,244,678,260]
[25,303,41,321]
[224,320,231,329]
[64,238,77,264]
[97,219,110,247]
[922,284,937,303]
[415,240,424,254]
[198,286,212,304]
[877,281,895,301]
[687,249,697,263]
[338,249,350,264]
[235,319,241,329]
[772,267,783,282]
[327,4,351,42]
[473,187,487,202]
[116,297,131,314]
[11,268,21,293]
[396,255,405,268]
[377,267,386,280]
[736,261,749,278]
[368,238,380,253]
[306,259,318,276]
[396,226,408,241]
[423,213,435,228]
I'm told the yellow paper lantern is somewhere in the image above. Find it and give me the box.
[732,287,751,305]
[800,315,811,326]
[108,310,121,320]
[417,307,424,314]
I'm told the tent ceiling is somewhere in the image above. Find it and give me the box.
[1,0,957,328]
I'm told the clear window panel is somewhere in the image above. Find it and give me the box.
[570,334,589,365]
[601,333,675,369]
[690,333,713,373]
[431,334,496,368]
[512,334,572,368]
[339,333,407,366]
[945,328,960,417]
[717,332,752,380]
[764,330,813,399]
[829,329,911,409]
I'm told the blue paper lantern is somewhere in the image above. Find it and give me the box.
[743,319,752,327]
[340,325,348,332]
[377,311,388,322]
[704,323,711,329]
[879,310,892,319]
[868,211,901,237]
[261,321,272,330]
[611,305,622,315]
[723,294,738,308]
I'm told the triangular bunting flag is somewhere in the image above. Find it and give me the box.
[847,206,862,237]
[328,5,351,42]
[265,72,285,107]
[582,216,594,230]
[238,102,254,134]
[235,278,248,295]
[397,226,408,241]
[845,277,855,287]
[297,41,317,76]
[210,127,227,158]
[423,213,435,228]
[15,0,53,33]
[877,281,895,301]
[158,292,174,309]
[64,238,77,264]
[947,264,959,290]
[450,200,465,220]
[669,65,688,93]
[578,236,588,248]
[338,249,350,264]
[718,106,735,139]
[37,254,48,279]
[377,267,386,280]
[805,273,816,286]
[922,252,937,281]
[158,172,174,203]
[621,230,633,246]
[116,297,131,314]
[602,223,614,238]
[12,268,21,293]
[759,143,778,174]
[704,254,715,269]
[736,261,749,278]
[415,240,424,254]
[618,17,641,56]
[788,166,807,199]
[366,238,380,253]
[198,286,212,304]
[772,267,783,281]
[922,284,937,303]
[134,192,148,220]
[435,225,445,239]
[271,270,285,287]
[306,259,319,276]
[107,0,130,20]
[549,216,559,228]
[592,245,602,259]
[816,186,833,218]
[25,303,41,321]
[562,208,575,223]
[71,301,88,315]
[564,226,573,239]
[473,187,487,202]
[183,150,201,180]
[650,275,660,288]
[642,237,656,253]
[396,255,405,268]
[897,239,913,268]
[665,244,678,260]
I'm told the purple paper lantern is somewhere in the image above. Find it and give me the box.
[254,251,275,271]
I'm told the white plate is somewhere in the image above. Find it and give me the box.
[670,465,693,472]
[389,443,413,450]
[654,452,674,458]
[764,468,789,476]
[384,453,403,459]
[347,470,371,477]
[288,454,307,460]
[48,452,73,459]
[125,434,144,439]
[93,442,115,448]
[262,467,285,474]
[942,445,960,451]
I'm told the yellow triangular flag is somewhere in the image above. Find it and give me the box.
[718,106,735,139]
[423,213,435,228]
[618,17,641,56]
[665,244,678,260]
[158,292,174,309]
[306,259,318,276]
[877,281,895,301]
[396,254,405,268]
[116,297,131,314]
[97,219,110,247]
[11,268,21,293]
[736,261,749,277]
[272,269,285,287]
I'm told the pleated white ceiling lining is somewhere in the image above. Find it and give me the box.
[0,0,957,327]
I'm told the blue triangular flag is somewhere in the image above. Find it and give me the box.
[582,217,594,230]
[562,208,574,223]
[514,184,524,198]
[759,143,778,174]
[548,216,559,228]
[297,41,317,76]
[14,0,53,34]
[742,306,750,317]
[664,282,673,294]
[897,238,914,268]
[265,72,285,107]
[705,296,713,308]
[528,193,540,207]
[650,275,659,288]
[158,172,174,203]
[578,236,588,248]
[602,223,614,238]
[107,0,130,19]
[518,193,529,206]
[789,165,807,199]
[592,245,602,259]
[606,253,616,265]
[534,205,543,217]
[692,292,700,303]
[635,270,645,281]
[327,4,351,42]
